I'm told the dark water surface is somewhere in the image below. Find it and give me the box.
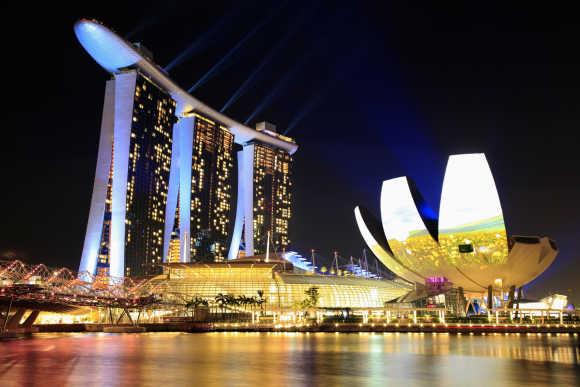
[1,332,579,386]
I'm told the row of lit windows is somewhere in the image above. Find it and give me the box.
[123,74,175,275]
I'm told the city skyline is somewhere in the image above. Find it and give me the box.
[0,2,579,303]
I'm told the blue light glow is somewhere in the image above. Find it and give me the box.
[187,3,285,94]
[220,4,316,113]
[282,251,314,272]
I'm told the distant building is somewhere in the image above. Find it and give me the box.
[167,231,181,264]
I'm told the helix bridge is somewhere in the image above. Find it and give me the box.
[0,259,168,331]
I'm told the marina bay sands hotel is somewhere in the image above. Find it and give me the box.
[75,19,298,278]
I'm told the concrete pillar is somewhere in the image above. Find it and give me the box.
[413,310,417,324]
[386,311,391,324]
[109,71,139,278]
[79,79,115,276]
[164,113,195,263]
[22,310,40,328]
[6,308,26,329]
[560,311,563,325]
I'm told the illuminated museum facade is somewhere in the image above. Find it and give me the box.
[355,153,558,295]
[75,19,297,277]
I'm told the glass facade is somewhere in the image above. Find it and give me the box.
[124,74,176,276]
[190,113,235,263]
[252,144,292,254]
[149,263,411,310]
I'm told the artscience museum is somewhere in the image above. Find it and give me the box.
[355,153,558,302]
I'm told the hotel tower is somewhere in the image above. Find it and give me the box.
[75,19,297,277]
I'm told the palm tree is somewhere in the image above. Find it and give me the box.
[215,293,227,317]
[226,294,238,308]
[301,287,320,320]
[249,296,259,314]
[237,295,249,312]
[304,287,320,308]
[185,298,194,317]
[185,296,206,317]
[256,290,266,314]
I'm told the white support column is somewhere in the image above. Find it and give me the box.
[178,116,194,262]
[109,71,138,278]
[229,145,255,258]
[163,119,181,262]
[163,114,195,263]
[228,150,245,260]
[413,310,417,324]
[79,79,115,277]
[242,145,255,256]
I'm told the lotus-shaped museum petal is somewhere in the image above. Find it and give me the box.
[355,153,557,293]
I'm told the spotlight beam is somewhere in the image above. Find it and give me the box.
[284,93,324,135]
[244,52,311,125]
[220,3,319,113]
[244,9,346,126]
[187,2,287,94]
[284,44,365,135]
[164,5,240,72]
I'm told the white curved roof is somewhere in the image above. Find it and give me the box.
[74,19,298,155]
[355,153,558,292]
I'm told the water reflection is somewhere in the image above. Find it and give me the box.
[1,332,579,386]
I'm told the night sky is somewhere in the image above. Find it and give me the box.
[1,2,579,303]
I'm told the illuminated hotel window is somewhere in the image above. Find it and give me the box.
[251,143,292,255]
[189,113,235,263]
[123,73,176,276]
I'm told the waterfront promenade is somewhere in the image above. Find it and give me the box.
[31,321,580,335]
